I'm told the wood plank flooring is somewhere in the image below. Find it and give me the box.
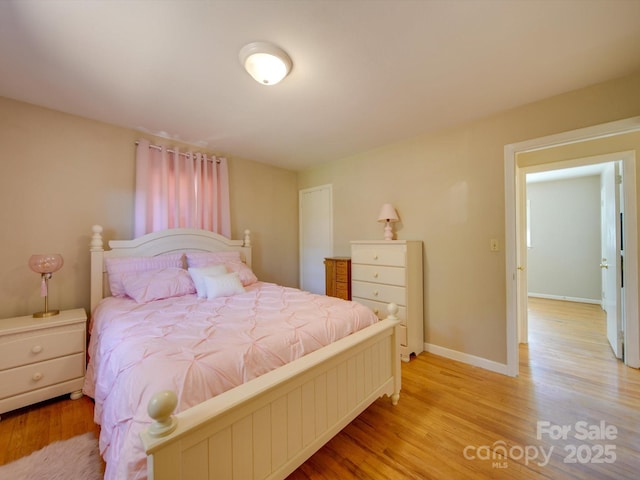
[1,298,638,479]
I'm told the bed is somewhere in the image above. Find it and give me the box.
[85,225,401,480]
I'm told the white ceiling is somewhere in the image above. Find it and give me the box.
[526,163,607,183]
[1,1,640,171]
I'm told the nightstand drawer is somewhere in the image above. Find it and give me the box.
[0,329,85,371]
[0,353,85,399]
[352,281,406,306]
[351,245,406,267]
[351,264,406,286]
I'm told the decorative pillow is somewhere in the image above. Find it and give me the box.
[105,253,184,297]
[186,251,258,287]
[224,261,258,286]
[188,265,228,298]
[204,272,245,299]
[121,267,195,304]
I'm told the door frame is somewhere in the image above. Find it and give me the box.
[504,116,640,376]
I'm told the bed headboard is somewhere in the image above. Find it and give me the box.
[89,225,252,313]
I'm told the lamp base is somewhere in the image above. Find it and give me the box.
[33,309,60,318]
[383,222,394,241]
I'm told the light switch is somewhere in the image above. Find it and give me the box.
[490,239,499,252]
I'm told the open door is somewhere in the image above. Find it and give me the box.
[601,162,623,359]
[299,185,333,294]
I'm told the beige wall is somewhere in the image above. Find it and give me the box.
[0,97,298,319]
[298,70,640,365]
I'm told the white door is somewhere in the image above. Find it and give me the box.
[299,185,333,294]
[601,162,623,359]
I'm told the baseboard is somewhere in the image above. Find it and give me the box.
[528,293,601,305]
[423,343,510,376]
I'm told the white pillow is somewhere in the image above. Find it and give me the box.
[204,272,245,299]
[188,265,228,298]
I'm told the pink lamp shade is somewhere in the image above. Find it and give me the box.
[29,254,63,317]
[377,204,399,223]
[29,254,64,274]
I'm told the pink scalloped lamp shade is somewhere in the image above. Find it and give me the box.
[29,254,64,274]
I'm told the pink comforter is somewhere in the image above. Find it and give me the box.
[83,282,377,480]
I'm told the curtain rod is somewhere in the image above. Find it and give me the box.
[135,141,221,163]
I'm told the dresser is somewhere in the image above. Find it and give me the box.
[351,240,423,361]
[0,308,87,419]
[324,257,351,300]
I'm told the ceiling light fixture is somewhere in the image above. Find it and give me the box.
[239,41,292,86]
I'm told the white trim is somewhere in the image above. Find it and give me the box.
[424,343,509,376]
[505,116,640,376]
[528,293,601,305]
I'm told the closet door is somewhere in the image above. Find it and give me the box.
[299,185,333,294]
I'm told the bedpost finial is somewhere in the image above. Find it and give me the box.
[147,390,178,438]
[90,225,104,251]
[387,302,399,321]
[243,229,251,247]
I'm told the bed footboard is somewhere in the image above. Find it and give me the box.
[140,306,401,480]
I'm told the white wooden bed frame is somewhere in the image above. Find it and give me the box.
[89,225,401,480]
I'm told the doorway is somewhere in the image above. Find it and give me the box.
[504,116,640,376]
[523,157,624,360]
[299,184,333,294]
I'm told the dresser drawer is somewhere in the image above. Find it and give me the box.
[352,281,406,307]
[351,264,405,286]
[351,244,406,267]
[335,261,349,275]
[335,285,350,300]
[336,272,349,283]
[353,297,406,324]
[0,329,85,371]
[0,353,85,399]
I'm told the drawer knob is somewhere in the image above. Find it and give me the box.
[32,345,43,354]
[373,290,379,297]
[373,254,378,260]
[373,309,379,315]
[32,372,43,382]
[373,272,379,278]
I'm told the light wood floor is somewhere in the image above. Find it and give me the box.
[1,298,638,479]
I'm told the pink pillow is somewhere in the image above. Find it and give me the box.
[185,251,241,267]
[105,253,184,297]
[121,267,195,303]
[186,251,257,286]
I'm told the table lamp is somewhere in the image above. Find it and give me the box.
[29,253,64,318]
[378,204,399,240]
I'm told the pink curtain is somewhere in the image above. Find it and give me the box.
[134,139,231,238]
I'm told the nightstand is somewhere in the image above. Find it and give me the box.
[0,308,87,419]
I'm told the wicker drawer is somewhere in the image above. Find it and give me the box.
[351,264,405,287]
[351,244,406,267]
[0,329,85,371]
[0,353,85,399]
[352,281,406,307]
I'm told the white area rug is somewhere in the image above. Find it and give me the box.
[0,433,103,480]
